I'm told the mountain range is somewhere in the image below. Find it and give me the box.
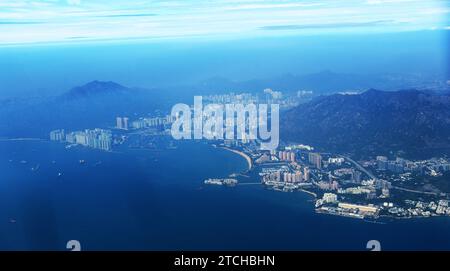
[0,81,168,138]
[62,80,131,99]
[281,89,450,159]
[2,80,450,160]
[193,71,449,95]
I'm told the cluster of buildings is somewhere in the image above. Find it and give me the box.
[202,89,302,111]
[296,90,314,98]
[316,193,338,205]
[333,168,362,183]
[203,92,259,105]
[284,144,314,151]
[387,199,450,218]
[49,129,65,141]
[328,157,345,166]
[50,128,113,151]
[278,150,296,162]
[315,194,380,219]
[338,186,373,195]
[127,115,175,130]
[263,88,283,103]
[261,167,310,185]
[249,143,449,220]
[317,180,339,191]
[308,153,322,169]
[376,156,450,175]
[376,156,412,173]
[204,178,238,186]
[116,117,129,130]
[255,150,297,164]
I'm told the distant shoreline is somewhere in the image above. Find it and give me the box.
[220,147,252,171]
[0,137,44,141]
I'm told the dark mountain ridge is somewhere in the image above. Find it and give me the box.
[281,89,450,159]
[63,80,130,99]
[0,81,172,138]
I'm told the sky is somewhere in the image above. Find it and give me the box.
[0,0,449,45]
[0,1,448,98]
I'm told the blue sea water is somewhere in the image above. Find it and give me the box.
[1,140,450,251]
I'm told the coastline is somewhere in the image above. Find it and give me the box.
[219,147,252,171]
[299,189,317,198]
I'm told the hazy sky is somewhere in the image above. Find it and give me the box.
[0,0,449,45]
[0,1,448,98]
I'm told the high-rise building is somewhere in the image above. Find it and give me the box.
[276,171,281,182]
[323,193,338,203]
[303,167,310,181]
[295,171,303,182]
[49,129,65,141]
[352,170,362,183]
[290,152,296,162]
[123,117,129,130]
[116,117,123,129]
[376,156,388,170]
[116,117,129,130]
[75,131,87,145]
[283,172,288,183]
[330,181,339,190]
[131,119,146,129]
[308,153,322,169]
[65,132,76,143]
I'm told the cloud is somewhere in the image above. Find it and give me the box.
[0,0,448,45]
[0,21,43,24]
[97,13,157,18]
[67,0,81,6]
[259,20,397,31]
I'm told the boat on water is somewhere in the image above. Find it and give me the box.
[58,172,63,177]
[79,159,86,164]
[65,144,77,149]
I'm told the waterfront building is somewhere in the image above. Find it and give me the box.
[61,128,112,151]
[323,193,338,203]
[65,132,76,143]
[49,129,65,141]
[338,203,379,214]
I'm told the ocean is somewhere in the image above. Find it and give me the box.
[1,139,450,251]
